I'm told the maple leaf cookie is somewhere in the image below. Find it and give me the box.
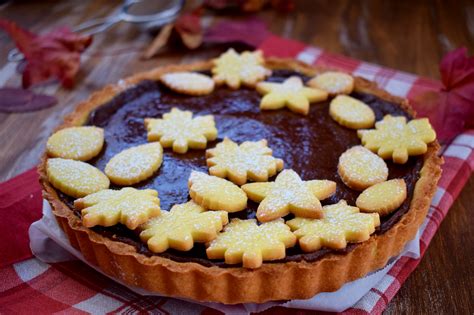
[356,179,407,216]
[287,200,380,252]
[307,71,354,95]
[188,171,247,212]
[329,95,375,129]
[358,115,436,164]
[46,158,109,198]
[242,169,336,222]
[256,76,328,115]
[145,107,218,154]
[105,143,163,185]
[206,218,296,268]
[140,201,228,253]
[74,187,161,230]
[46,126,104,161]
[160,72,215,96]
[212,48,271,89]
[206,138,284,185]
[338,146,388,191]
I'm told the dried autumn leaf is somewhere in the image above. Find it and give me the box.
[0,19,92,89]
[204,0,294,12]
[0,87,57,113]
[175,7,203,49]
[143,8,203,59]
[204,17,271,48]
[411,47,474,143]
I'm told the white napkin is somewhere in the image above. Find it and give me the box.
[29,200,420,314]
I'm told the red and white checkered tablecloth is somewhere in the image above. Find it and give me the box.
[1,36,473,314]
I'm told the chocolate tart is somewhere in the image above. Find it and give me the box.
[39,57,443,304]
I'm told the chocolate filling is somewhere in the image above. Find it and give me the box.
[57,69,423,267]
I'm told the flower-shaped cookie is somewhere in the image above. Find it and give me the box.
[74,187,161,230]
[105,142,163,185]
[145,107,218,154]
[212,49,271,89]
[287,200,380,252]
[46,126,104,161]
[242,169,336,222]
[188,171,247,212]
[256,76,328,115]
[46,158,110,198]
[206,138,284,185]
[358,115,436,164]
[140,201,228,253]
[206,218,296,268]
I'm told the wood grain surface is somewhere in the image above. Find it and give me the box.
[0,0,472,314]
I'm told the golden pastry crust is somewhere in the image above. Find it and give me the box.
[39,57,443,304]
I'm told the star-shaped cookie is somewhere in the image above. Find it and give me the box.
[145,107,218,154]
[140,201,228,253]
[287,200,380,252]
[212,48,271,89]
[206,218,296,268]
[358,115,436,164]
[206,137,284,185]
[256,76,328,115]
[241,169,336,222]
[74,187,161,230]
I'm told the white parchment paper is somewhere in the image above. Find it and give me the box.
[29,200,421,314]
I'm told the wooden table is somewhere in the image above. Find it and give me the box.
[0,1,472,313]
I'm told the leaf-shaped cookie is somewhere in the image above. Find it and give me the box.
[140,201,228,253]
[256,76,328,115]
[206,218,296,268]
[307,71,354,96]
[356,179,407,216]
[242,169,336,222]
[206,137,284,185]
[338,146,388,190]
[329,95,375,129]
[188,171,247,212]
[358,115,436,164]
[46,158,109,198]
[212,48,271,89]
[74,187,161,230]
[287,200,380,252]
[145,107,218,154]
[105,143,163,185]
[161,72,215,96]
[46,126,104,161]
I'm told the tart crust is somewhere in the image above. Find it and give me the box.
[39,58,443,304]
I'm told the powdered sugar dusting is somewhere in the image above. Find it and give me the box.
[46,158,109,197]
[338,146,388,190]
[161,72,214,95]
[105,142,163,185]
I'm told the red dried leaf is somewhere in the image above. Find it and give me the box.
[204,17,271,48]
[440,47,474,102]
[204,0,244,10]
[0,19,92,89]
[412,47,474,143]
[0,87,57,113]
[270,0,295,12]
[175,8,203,49]
[204,0,294,12]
